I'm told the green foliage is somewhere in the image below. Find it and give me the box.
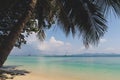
[0,0,120,48]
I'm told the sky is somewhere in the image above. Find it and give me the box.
[11,13,120,55]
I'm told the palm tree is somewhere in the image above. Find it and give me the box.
[0,0,38,67]
[0,0,120,67]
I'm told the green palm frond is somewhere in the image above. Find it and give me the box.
[0,0,18,11]
[1,0,120,48]
[56,0,107,47]
[35,0,57,41]
[37,29,46,41]
[94,0,120,16]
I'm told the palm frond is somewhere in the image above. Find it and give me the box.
[93,0,120,16]
[3,0,120,48]
[56,0,107,47]
[34,0,57,41]
[37,29,46,41]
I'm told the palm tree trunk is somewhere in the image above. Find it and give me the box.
[0,0,37,67]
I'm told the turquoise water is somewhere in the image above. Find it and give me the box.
[4,56,120,80]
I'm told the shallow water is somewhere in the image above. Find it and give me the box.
[5,56,120,80]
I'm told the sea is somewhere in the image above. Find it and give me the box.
[4,56,120,80]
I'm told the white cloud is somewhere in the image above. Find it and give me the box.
[100,38,107,43]
[105,48,115,51]
[11,33,41,55]
[11,34,120,55]
[38,36,72,54]
[102,47,120,53]
[49,37,64,47]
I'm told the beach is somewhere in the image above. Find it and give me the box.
[8,71,120,80]
[4,56,120,80]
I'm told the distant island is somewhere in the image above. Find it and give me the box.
[10,53,120,57]
[43,53,120,57]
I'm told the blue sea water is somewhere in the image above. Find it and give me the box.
[4,56,120,80]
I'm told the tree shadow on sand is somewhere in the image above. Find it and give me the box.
[0,65,30,80]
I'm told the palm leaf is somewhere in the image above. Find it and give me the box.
[56,0,107,47]
[93,0,120,16]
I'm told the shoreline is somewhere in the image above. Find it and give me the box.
[2,67,120,80]
[4,57,120,80]
[8,71,120,80]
